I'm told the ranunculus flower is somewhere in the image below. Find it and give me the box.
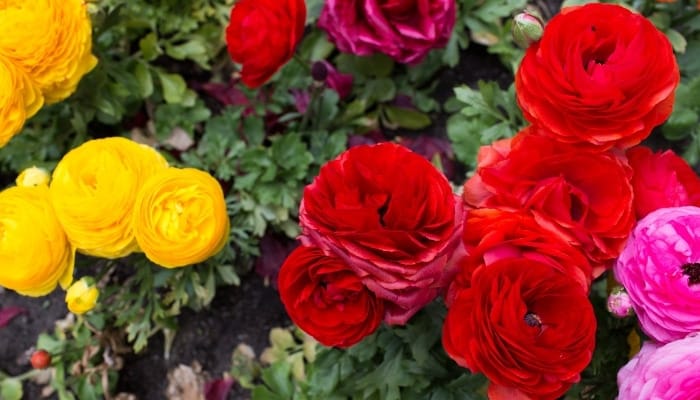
[618,333,700,399]
[515,3,679,150]
[627,146,700,218]
[614,206,700,343]
[443,258,596,400]
[0,56,43,147]
[16,166,50,188]
[65,276,99,315]
[318,0,456,64]
[225,0,306,88]
[463,130,634,273]
[50,137,169,259]
[447,208,592,305]
[133,167,230,268]
[0,185,74,297]
[278,245,385,347]
[0,0,98,103]
[300,143,463,324]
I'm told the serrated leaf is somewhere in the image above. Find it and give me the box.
[666,28,687,54]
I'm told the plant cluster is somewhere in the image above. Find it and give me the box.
[0,0,699,398]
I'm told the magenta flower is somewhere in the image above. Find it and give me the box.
[318,0,456,64]
[614,206,700,343]
[618,333,700,399]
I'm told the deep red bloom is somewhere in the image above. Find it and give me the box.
[463,130,634,274]
[442,258,596,400]
[225,0,306,88]
[300,143,463,324]
[446,208,592,305]
[516,3,679,150]
[627,146,700,218]
[278,246,384,348]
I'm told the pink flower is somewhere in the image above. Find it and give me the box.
[320,61,354,99]
[318,0,456,64]
[614,206,700,343]
[618,333,700,399]
[627,146,700,218]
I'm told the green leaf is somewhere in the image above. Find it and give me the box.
[261,362,295,398]
[139,32,162,61]
[382,105,432,130]
[666,28,687,54]
[133,61,153,98]
[158,72,187,104]
[0,378,23,400]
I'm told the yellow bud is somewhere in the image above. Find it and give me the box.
[16,166,50,187]
[65,277,99,314]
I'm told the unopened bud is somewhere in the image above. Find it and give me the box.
[513,12,545,49]
[16,166,50,187]
[607,286,634,318]
[310,61,328,82]
[30,350,51,369]
[65,277,99,315]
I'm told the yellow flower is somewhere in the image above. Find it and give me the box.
[0,0,98,103]
[49,137,169,258]
[16,166,50,187]
[65,277,99,314]
[0,185,74,296]
[0,56,43,147]
[134,167,230,268]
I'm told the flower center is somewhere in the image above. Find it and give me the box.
[377,195,391,227]
[682,263,700,286]
[524,312,542,328]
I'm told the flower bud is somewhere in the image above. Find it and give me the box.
[512,12,544,49]
[607,286,634,318]
[310,61,328,82]
[16,166,50,187]
[65,277,99,314]
[30,350,51,369]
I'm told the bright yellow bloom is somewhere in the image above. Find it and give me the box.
[0,56,43,147]
[134,167,230,268]
[49,137,169,258]
[65,276,99,314]
[0,0,98,103]
[16,166,50,187]
[0,185,74,296]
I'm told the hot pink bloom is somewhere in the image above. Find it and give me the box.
[318,0,456,64]
[618,333,700,399]
[614,206,700,343]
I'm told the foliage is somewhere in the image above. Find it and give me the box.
[446,81,525,169]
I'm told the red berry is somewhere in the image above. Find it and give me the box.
[30,350,51,369]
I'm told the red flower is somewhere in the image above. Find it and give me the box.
[278,246,384,348]
[442,258,596,400]
[463,130,634,274]
[627,146,700,218]
[446,208,592,305]
[516,3,679,150]
[300,143,463,324]
[225,0,306,88]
